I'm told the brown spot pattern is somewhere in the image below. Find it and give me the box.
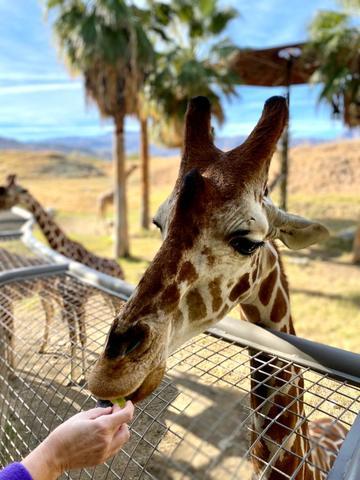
[209,277,222,312]
[186,289,207,322]
[259,268,277,306]
[53,227,62,237]
[207,254,215,266]
[250,434,271,477]
[266,391,299,443]
[160,283,180,313]
[270,288,288,323]
[201,246,215,266]
[135,304,153,319]
[229,273,250,302]
[178,261,198,283]
[241,304,261,323]
[38,218,46,229]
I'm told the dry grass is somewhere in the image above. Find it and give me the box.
[0,140,359,353]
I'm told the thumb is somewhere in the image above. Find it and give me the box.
[81,406,112,420]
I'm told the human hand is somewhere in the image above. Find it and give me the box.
[22,401,134,480]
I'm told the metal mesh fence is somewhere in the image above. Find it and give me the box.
[0,266,359,479]
[0,238,53,270]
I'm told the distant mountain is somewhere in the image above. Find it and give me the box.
[0,137,25,149]
[0,132,179,159]
[0,132,354,159]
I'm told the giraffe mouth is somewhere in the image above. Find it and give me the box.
[93,363,166,406]
[96,399,114,408]
[95,385,141,408]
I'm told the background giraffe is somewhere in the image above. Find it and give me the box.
[0,248,60,375]
[89,96,346,478]
[0,175,125,382]
[97,165,138,222]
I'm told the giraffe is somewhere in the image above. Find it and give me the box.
[0,248,59,374]
[88,96,347,478]
[0,175,125,382]
[97,165,138,222]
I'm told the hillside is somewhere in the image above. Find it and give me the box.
[0,150,107,179]
[1,138,358,195]
[287,139,360,195]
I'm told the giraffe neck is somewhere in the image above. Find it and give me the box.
[240,243,319,480]
[21,193,69,254]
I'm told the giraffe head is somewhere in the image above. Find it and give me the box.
[89,96,329,402]
[0,174,28,210]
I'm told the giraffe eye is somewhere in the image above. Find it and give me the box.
[229,236,264,256]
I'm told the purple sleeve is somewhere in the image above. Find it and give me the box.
[0,463,32,480]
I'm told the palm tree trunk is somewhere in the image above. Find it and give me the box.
[140,117,150,229]
[114,114,130,258]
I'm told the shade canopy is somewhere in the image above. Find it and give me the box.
[230,43,316,87]
[230,43,359,127]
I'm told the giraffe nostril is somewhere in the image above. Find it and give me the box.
[123,337,142,355]
[105,323,148,360]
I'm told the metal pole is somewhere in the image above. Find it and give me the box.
[279,58,292,211]
[277,47,300,211]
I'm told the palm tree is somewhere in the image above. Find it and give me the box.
[143,0,240,149]
[130,0,239,230]
[306,1,359,263]
[131,3,173,230]
[46,0,154,257]
[306,2,359,127]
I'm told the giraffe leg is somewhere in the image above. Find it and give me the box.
[62,302,78,385]
[0,290,15,378]
[77,300,87,384]
[38,289,55,354]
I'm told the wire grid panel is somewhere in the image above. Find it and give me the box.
[0,274,359,480]
[0,239,54,271]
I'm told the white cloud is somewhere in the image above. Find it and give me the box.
[0,81,82,96]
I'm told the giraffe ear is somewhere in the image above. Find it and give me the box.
[265,202,329,250]
[277,218,329,250]
[6,174,17,187]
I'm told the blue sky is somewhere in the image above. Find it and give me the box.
[0,0,354,142]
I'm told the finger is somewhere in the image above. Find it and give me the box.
[111,424,130,452]
[99,402,134,430]
[83,406,112,420]
[112,401,134,416]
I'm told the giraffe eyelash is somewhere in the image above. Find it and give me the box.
[152,219,162,231]
[229,236,264,256]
